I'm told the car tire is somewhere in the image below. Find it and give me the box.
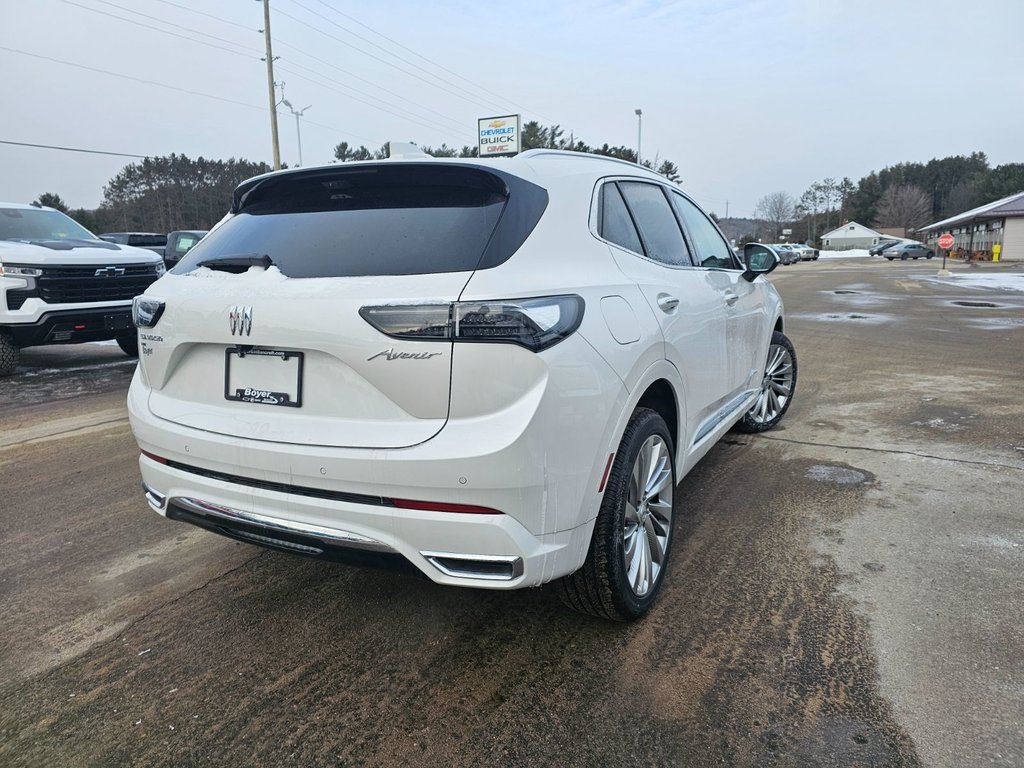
[558,407,676,622]
[926,251,934,259]
[886,257,894,261]
[734,331,797,434]
[0,333,19,377]
[901,253,909,260]
[116,334,139,358]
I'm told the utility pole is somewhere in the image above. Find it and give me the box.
[260,0,281,170]
[634,108,643,165]
[725,200,729,219]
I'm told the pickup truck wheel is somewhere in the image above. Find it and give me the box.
[116,334,139,358]
[735,331,797,433]
[558,408,675,621]
[0,333,19,377]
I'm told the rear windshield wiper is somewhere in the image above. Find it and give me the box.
[195,253,275,271]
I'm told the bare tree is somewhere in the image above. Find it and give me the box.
[874,184,932,233]
[754,191,796,239]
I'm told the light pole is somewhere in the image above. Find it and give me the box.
[634,108,642,166]
[282,99,312,166]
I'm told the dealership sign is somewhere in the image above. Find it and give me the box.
[478,114,521,157]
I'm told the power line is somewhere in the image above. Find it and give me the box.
[58,0,261,60]
[308,0,557,124]
[60,0,468,140]
[0,46,378,145]
[0,140,148,158]
[273,5,503,113]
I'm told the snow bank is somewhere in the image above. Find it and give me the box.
[818,249,871,260]
[928,273,1024,292]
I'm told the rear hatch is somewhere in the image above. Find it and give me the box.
[141,162,546,449]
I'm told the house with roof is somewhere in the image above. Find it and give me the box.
[917,190,1024,261]
[819,222,887,250]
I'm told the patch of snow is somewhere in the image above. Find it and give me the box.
[190,265,289,282]
[789,312,895,325]
[818,249,871,259]
[925,272,1024,292]
[88,340,120,346]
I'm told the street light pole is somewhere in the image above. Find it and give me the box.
[634,108,643,166]
[260,0,281,170]
[283,99,312,166]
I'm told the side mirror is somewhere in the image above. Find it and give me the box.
[742,243,780,282]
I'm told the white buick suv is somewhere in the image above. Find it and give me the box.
[128,148,795,620]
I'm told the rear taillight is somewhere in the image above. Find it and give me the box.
[132,296,165,328]
[359,295,584,352]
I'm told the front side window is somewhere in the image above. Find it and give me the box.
[617,182,692,267]
[669,193,738,269]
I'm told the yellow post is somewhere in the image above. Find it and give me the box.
[993,243,1002,262]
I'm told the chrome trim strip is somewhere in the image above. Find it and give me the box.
[420,550,524,581]
[692,389,759,445]
[172,496,395,553]
[142,483,167,512]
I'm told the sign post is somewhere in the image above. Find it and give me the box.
[477,115,521,157]
[937,232,954,276]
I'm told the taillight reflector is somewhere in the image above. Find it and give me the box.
[140,449,167,465]
[598,452,615,493]
[390,498,503,515]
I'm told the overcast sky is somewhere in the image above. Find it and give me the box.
[2,0,1022,218]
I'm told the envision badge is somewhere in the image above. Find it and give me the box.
[95,266,126,277]
[229,305,253,336]
[368,348,441,361]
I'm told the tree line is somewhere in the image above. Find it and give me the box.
[748,153,1024,243]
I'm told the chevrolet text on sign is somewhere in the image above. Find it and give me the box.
[478,114,521,156]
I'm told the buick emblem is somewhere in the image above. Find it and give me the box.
[95,266,126,277]
[229,305,253,336]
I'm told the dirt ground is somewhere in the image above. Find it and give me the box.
[1,258,1021,767]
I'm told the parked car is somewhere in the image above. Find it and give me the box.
[789,243,819,261]
[885,242,934,260]
[164,230,208,268]
[869,240,901,257]
[99,232,167,257]
[128,149,795,620]
[0,203,165,375]
[773,244,799,264]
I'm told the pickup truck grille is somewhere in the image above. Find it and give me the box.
[31,264,161,305]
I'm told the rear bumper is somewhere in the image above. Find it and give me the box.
[3,306,133,347]
[137,457,593,589]
[127,335,627,589]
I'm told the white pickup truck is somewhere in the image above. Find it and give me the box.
[0,202,165,375]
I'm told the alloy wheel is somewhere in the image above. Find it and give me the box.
[622,435,673,597]
[748,342,795,425]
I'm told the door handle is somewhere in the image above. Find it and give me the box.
[657,294,679,312]
[724,293,739,306]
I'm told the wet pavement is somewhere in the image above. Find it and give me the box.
[1,258,1021,767]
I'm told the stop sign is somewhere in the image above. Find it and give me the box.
[938,233,955,249]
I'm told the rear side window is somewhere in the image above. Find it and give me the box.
[618,182,692,267]
[599,183,643,254]
[173,165,546,278]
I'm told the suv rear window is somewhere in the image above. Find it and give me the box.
[173,164,546,278]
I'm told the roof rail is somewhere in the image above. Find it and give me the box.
[517,148,665,177]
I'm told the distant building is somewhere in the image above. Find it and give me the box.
[876,226,907,239]
[820,222,887,250]
[917,191,1024,261]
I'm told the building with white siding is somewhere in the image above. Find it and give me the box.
[820,222,887,250]
[917,191,1024,262]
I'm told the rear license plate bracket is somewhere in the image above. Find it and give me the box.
[224,347,304,408]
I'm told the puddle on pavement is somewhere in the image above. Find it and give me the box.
[948,300,1002,308]
[806,464,868,485]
